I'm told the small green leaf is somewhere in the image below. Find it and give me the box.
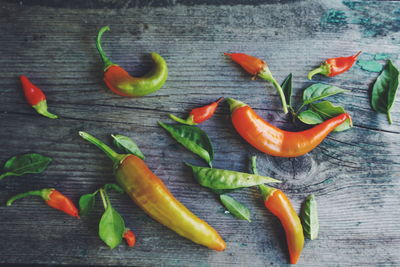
[159,122,214,167]
[99,205,126,249]
[298,110,324,125]
[220,194,251,222]
[185,163,280,190]
[104,183,124,194]
[0,153,52,180]
[281,73,293,106]
[311,101,352,132]
[371,60,400,124]
[301,194,319,240]
[79,192,97,216]
[303,83,348,105]
[111,134,145,159]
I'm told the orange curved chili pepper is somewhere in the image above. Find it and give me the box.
[260,185,304,264]
[227,98,351,157]
[79,131,226,251]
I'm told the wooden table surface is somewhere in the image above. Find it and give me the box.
[1,0,399,266]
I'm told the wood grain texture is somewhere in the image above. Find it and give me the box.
[0,0,399,266]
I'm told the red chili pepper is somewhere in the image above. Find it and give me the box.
[123,228,136,247]
[6,188,79,218]
[224,53,289,114]
[308,51,361,80]
[20,75,58,119]
[169,97,224,125]
[259,185,304,264]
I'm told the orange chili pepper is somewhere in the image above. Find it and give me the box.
[308,51,361,80]
[260,185,304,264]
[169,97,223,125]
[79,131,226,251]
[227,98,351,157]
[7,188,79,218]
[123,228,136,247]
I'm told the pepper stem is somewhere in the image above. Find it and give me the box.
[96,26,114,70]
[6,188,53,206]
[79,131,125,168]
[226,98,247,113]
[168,114,196,125]
[388,111,393,124]
[258,71,289,114]
[308,63,330,80]
[250,156,258,175]
[259,184,276,201]
[33,101,58,119]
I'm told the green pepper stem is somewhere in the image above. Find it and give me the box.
[308,63,330,80]
[259,184,276,201]
[79,131,125,167]
[168,114,196,125]
[258,71,288,114]
[250,156,258,175]
[96,26,114,70]
[226,98,247,113]
[6,188,53,206]
[0,172,12,180]
[33,101,58,119]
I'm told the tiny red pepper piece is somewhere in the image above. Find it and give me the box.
[259,185,304,264]
[20,75,58,119]
[224,53,289,114]
[6,188,79,218]
[123,228,136,247]
[169,97,224,125]
[308,51,362,80]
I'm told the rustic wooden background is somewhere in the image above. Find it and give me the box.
[0,0,399,266]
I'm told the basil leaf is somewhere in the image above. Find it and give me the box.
[311,101,352,132]
[0,153,52,180]
[371,60,400,124]
[185,163,281,190]
[104,183,124,194]
[159,122,214,167]
[79,192,97,216]
[298,110,324,125]
[301,194,319,240]
[303,83,348,105]
[111,134,145,159]
[220,194,251,222]
[99,205,125,249]
[281,73,293,106]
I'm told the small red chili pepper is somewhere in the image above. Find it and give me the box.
[259,185,304,264]
[308,51,362,80]
[123,228,136,247]
[169,97,224,125]
[225,53,289,114]
[20,75,58,119]
[6,188,79,218]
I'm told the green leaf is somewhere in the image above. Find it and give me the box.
[0,153,52,180]
[371,60,400,124]
[281,73,293,106]
[159,122,214,167]
[301,194,319,240]
[220,194,251,222]
[99,205,125,249]
[79,192,97,216]
[298,110,324,125]
[104,183,124,194]
[185,163,281,190]
[111,134,145,159]
[303,83,348,105]
[311,101,352,132]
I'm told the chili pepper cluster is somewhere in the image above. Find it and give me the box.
[4,25,399,265]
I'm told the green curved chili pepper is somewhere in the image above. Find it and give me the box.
[159,122,214,167]
[185,163,281,189]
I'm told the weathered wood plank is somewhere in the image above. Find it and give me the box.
[0,0,399,266]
